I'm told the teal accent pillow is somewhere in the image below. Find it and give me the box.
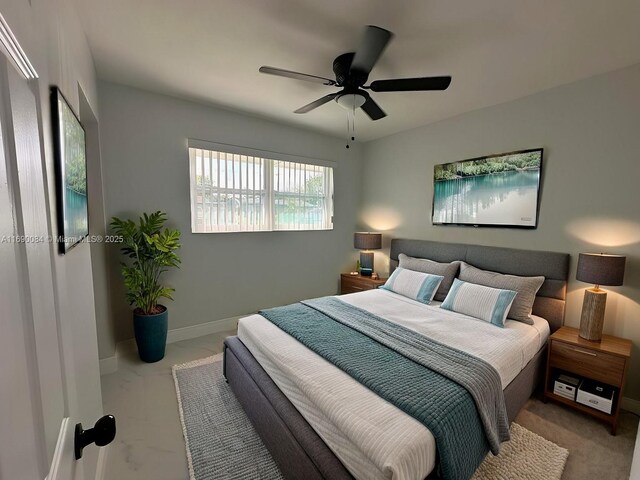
[441,279,517,327]
[380,267,444,304]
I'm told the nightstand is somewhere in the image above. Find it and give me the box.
[544,326,632,434]
[340,273,386,294]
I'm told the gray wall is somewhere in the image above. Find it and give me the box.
[361,64,640,400]
[98,82,362,359]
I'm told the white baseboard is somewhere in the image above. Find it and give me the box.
[166,315,241,344]
[622,397,640,416]
[99,356,118,376]
[99,315,242,375]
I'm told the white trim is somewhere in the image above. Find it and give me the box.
[46,417,69,480]
[622,396,640,416]
[99,315,241,375]
[0,13,37,79]
[99,355,118,376]
[94,445,109,480]
[187,138,336,168]
[117,338,137,354]
[166,315,240,343]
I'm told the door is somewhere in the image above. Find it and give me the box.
[0,47,107,480]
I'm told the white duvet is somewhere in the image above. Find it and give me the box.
[237,289,549,480]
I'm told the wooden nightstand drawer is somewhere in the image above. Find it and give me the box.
[544,326,632,435]
[340,274,386,295]
[341,276,376,293]
[550,340,625,385]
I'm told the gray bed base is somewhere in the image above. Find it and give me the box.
[224,336,354,480]
[223,240,570,480]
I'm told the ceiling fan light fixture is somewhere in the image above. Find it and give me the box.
[259,25,451,124]
[336,93,366,110]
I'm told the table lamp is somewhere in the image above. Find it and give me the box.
[576,253,626,341]
[354,232,382,277]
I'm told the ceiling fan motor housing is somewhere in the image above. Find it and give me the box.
[333,53,368,88]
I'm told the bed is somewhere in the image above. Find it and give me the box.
[223,239,570,480]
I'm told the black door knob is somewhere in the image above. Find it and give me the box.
[74,415,116,459]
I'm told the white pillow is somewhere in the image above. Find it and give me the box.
[398,253,460,302]
[440,278,517,327]
[380,267,444,304]
[458,262,544,325]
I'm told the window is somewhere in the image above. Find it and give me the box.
[189,145,334,233]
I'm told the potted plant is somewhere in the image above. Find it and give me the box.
[111,211,181,362]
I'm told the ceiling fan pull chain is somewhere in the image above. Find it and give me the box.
[352,104,356,143]
[345,105,356,149]
[345,109,351,149]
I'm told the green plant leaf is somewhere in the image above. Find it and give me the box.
[110,211,181,314]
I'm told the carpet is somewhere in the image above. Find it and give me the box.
[174,354,568,480]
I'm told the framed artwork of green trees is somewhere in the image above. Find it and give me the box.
[51,86,88,253]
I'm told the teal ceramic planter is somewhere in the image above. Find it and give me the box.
[133,306,168,363]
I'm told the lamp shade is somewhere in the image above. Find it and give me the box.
[354,232,382,250]
[576,253,626,286]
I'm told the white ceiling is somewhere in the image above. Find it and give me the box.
[72,0,640,141]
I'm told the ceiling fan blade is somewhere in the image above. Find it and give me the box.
[369,76,452,92]
[259,66,336,86]
[361,96,386,120]
[294,93,339,114]
[350,26,393,75]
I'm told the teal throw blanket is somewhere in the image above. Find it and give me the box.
[260,297,510,480]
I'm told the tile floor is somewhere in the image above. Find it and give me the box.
[101,331,235,480]
[101,332,638,480]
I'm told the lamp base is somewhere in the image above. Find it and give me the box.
[579,288,607,341]
[359,251,374,277]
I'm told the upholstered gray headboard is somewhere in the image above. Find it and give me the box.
[389,239,570,332]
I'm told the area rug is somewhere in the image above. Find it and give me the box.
[174,354,568,480]
[172,354,283,480]
[471,422,569,480]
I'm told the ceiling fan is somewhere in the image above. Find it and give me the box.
[259,25,451,121]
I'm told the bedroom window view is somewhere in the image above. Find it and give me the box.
[189,147,333,232]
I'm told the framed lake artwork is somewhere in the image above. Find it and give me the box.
[51,86,88,253]
[432,148,543,228]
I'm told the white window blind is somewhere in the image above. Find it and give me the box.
[189,147,333,233]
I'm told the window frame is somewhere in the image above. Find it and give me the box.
[188,139,335,234]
